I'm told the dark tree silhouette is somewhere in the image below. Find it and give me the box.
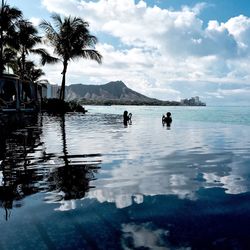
[40,14,102,101]
[0,2,22,75]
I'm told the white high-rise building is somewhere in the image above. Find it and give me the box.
[50,84,60,98]
[194,96,200,104]
[39,80,60,99]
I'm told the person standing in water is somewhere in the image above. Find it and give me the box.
[162,112,172,127]
[123,110,132,126]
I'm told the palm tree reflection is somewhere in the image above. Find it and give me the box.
[0,114,101,220]
[45,115,101,202]
[0,114,43,220]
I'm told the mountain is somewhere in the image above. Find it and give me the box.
[65,80,205,106]
[65,81,169,105]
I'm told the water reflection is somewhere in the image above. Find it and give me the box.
[0,111,250,249]
[0,114,42,220]
[0,114,101,219]
[88,148,250,210]
[121,222,169,249]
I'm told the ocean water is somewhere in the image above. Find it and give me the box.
[0,106,250,249]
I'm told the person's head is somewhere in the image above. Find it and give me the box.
[123,110,128,116]
[167,112,171,117]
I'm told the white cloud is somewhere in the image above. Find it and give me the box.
[216,87,250,96]
[39,0,250,104]
[30,17,42,27]
[225,15,250,53]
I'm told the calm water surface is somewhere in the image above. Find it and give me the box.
[0,106,250,249]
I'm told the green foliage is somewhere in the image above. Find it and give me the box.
[1,3,102,100]
[0,3,22,74]
[0,3,54,81]
[80,98,182,106]
[42,98,87,113]
[40,14,102,100]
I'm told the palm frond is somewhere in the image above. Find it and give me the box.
[78,49,102,64]
[51,13,63,29]
[40,19,58,42]
[38,14,103,101]
[31,48,60,65]
[82,35,98,47]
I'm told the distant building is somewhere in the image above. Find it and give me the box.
[194,96,200,104]
[39,80,60,99]
[50,84,60,98]
[180,96,206,106]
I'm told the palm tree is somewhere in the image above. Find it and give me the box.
[0,2,22,75]
[15,19,56,80]
[40,14,102,101]
[23,61,45,82]
[1,47,17,73]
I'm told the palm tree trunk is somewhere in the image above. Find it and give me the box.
[0,2,4,76]
[20,49,25,80]
[60,114,69,167]
[0,34,3,76]
[59,60,68,101]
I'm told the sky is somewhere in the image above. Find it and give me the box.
[7,0,250,105]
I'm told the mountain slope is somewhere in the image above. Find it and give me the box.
[65,81,159,103]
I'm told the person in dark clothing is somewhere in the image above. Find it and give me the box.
[123,110,132,126]
[162,112,172,127]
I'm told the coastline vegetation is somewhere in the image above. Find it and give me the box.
[42,98,87,113]
[79,99,206,106]
[80,98,182,106]
[0,1,101,113]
